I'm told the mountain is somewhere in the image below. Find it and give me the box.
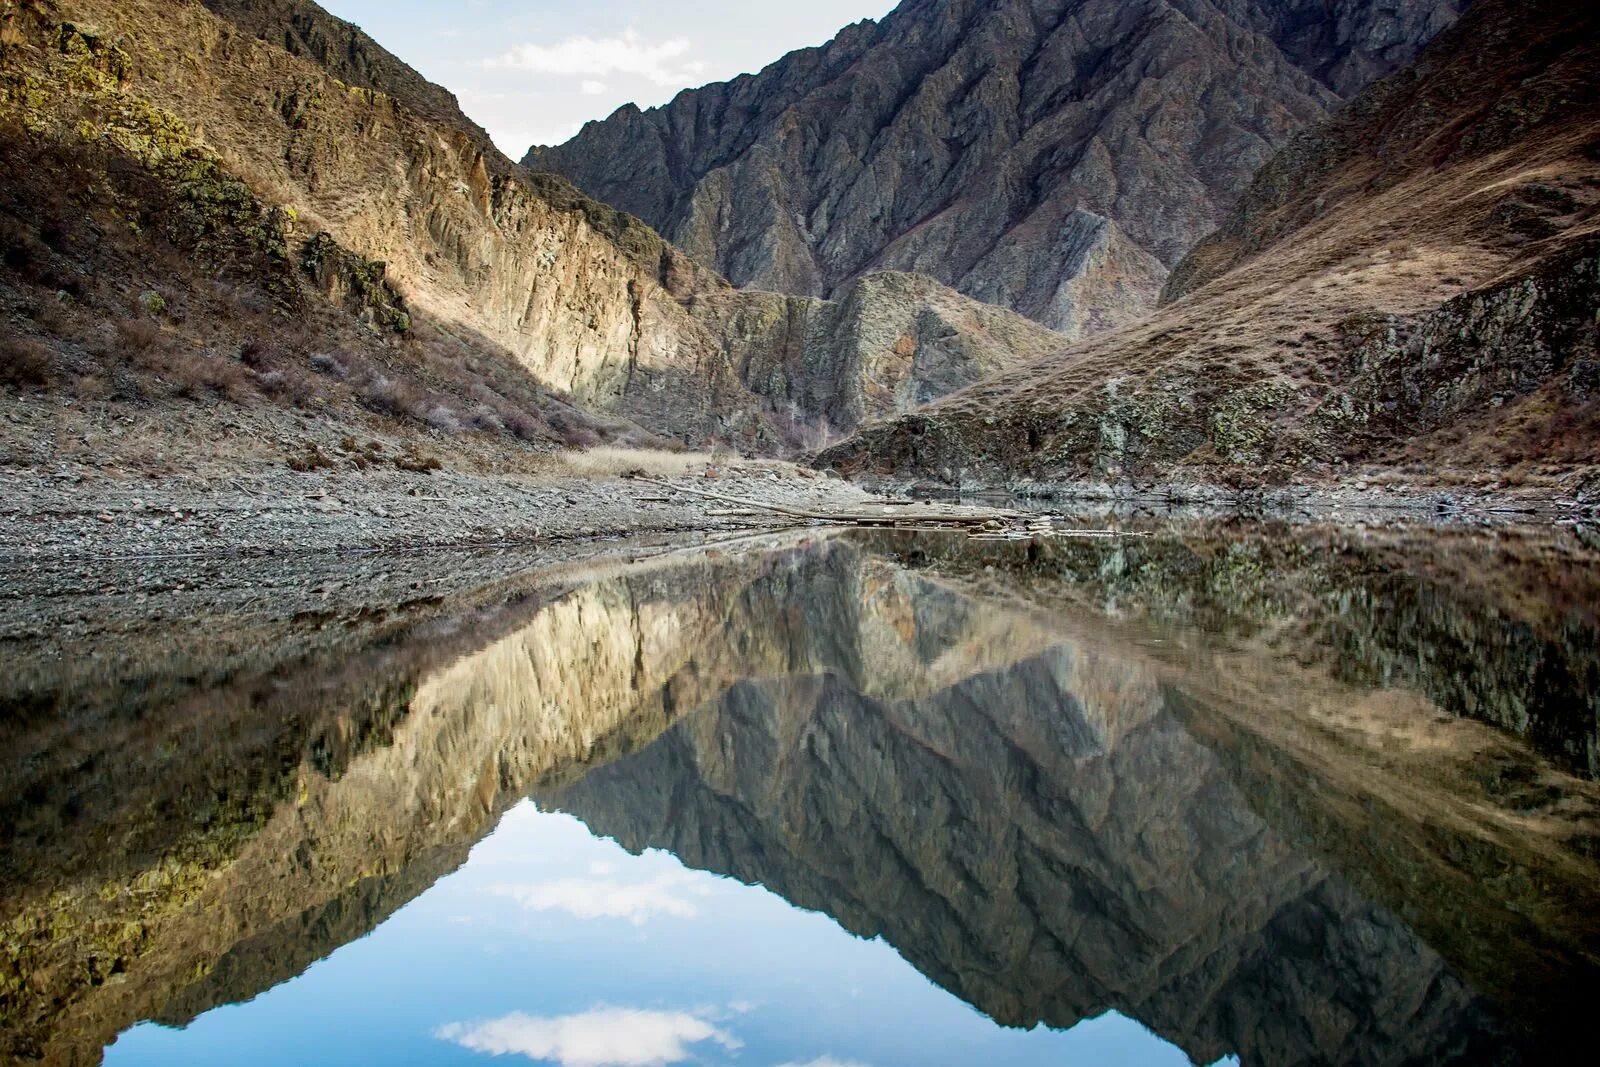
[527,0,1463,337]
[820,0,1600,490]
[0,0,1061,466]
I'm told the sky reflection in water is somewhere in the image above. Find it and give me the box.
[108,803,1223,1067]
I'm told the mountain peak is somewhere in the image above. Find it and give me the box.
[526,0,1465,338]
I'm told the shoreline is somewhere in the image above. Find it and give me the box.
[0,462,873,566]
[2,463,1596,571]
[849,475,1599,524]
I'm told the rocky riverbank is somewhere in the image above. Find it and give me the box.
[0,460,875,565]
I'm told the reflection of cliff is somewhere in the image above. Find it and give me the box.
[864,525,1600,776]
[6,527,1599,1065]
[542,644,1522,1064]
[836,526,1600,1056]
[0,537,1060,1065]
[0,542,810,1064]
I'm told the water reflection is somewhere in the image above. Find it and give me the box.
[1,524,1597,1065]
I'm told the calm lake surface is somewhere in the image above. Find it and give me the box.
[3,521,1598,1065]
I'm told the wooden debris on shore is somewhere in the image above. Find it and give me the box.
[640,479,1137,540]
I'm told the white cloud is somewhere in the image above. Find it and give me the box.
[490,873,706,925]
[484,30,709,88]
[580,80,608,95]
[436,1008,741,1067]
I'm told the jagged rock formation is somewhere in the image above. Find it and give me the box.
[821,0,1600,487]
[528,0,1462,336]
[0,0,1059,455]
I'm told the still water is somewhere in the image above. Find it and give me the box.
[2,522,1598,1065]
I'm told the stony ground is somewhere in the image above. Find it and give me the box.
[0,462,873,563]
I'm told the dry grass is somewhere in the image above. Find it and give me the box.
[552,446,717,479]
[0,332,52,387]
[548,445,804,480]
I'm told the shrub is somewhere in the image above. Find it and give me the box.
[558,422,603,448]
[469,405,505,433]
[309,352,348,377]
[360,373,425,416]
[287,444,335,472]
[502,410,543,441]
[73,373,113,400]
[138,290,167,316]
[0,333,52,386]
[168,350,252,402]
[394,445,442,472]
[423,403,462,433]
[115,317,163,359]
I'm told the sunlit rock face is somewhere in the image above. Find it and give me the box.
[0,0,1056,455]
[528,0,1463,337]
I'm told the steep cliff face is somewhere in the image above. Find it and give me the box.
[0,0,1055,453]
[527,0,1462,336]
[821,0,1600,487]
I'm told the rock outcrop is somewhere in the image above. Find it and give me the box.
[528,0,1462,336]
[820,0,1600,486]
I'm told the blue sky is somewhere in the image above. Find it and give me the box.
[317,1,898,156]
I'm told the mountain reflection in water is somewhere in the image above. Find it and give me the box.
[1,523,1597,1065]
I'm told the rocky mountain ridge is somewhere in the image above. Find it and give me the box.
[821,0,1600,489]
[528,0,1464,336]
[0,0,1064,462]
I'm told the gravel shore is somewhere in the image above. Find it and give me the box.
[0,462,876,564]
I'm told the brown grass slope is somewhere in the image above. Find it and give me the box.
[820,0,1600,492]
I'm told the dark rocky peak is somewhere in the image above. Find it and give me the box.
[527,0,1465,337]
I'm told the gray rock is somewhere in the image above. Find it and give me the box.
[528,0,1462,337]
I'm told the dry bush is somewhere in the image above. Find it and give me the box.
[360,373,426,417]
[394,445,442,472]
[115,317,163,360]
[0,333,52,386]
[309,352,349,378]
[23,296,65,333]
[166,350,254,402]
[501,409,545,442]
[468,404,505,433]
[73,373,113,400]
[422,402,461,433]
[287,443,336,472]
[238,338,269,368]
[254,368,320,406]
